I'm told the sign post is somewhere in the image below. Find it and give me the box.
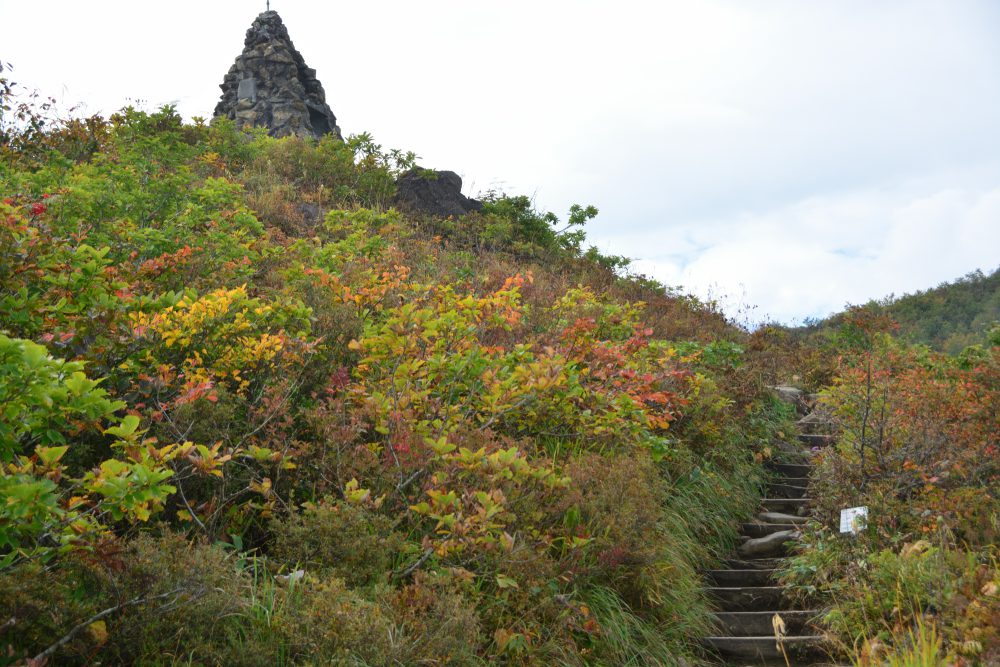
[839,506,868,535]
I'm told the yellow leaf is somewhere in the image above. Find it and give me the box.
[67,495,89,509]
[89,620,108,645]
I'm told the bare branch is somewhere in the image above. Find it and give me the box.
[31,586,197,665]
[393,548,434,580]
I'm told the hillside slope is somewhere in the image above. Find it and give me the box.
[801,267,1000,353]
[0,106,800,666]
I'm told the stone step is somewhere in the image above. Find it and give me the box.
[798,433,836,446]
[707,569,778,586]
[798,423,837,437]
[713,610,821,636]
[707,586,786,611]
[797,413,836,433]
[743,522,803,538]
[773,475,810,487]
[766,462,814,478]
[761,498,811,512]
[758,511,811,525]
[725,557,787,570]
[738,529,798,558]
[704,634,829,660]
[772,445,812,463]
[768,482,808,499]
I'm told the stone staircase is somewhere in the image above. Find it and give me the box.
[703,388,840,666]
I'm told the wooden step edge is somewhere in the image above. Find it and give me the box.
[703,634,831,657]
[765,462,815,472]
[712,609,825,629]
[798,433,836,444]
[706,569,779,586]
[714,609,824,619]
[766,484,809,499]
[704,634,828,641]
[703,634,830,646]
[707,569,780,576]
[774,476,811,485]
[707,585,785,593]
[725,557,788,569]
[757,511,811,524]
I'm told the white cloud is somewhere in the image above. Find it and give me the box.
[615,179,1000,324]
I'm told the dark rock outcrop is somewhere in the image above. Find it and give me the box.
[214,11,341,140]
[393,169,483,218]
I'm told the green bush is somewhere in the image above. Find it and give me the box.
[0,534,256,666]
[0,334,121,459]
[269,498,403,589]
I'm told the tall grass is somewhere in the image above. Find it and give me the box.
[852,616,943,667]
[580,585,693,667]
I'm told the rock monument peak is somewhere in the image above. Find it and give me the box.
[214,11,342,140]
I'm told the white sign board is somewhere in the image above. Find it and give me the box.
[839,506,868,534]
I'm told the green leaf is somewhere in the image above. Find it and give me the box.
[36,446,69,467]
[105,414,141,439]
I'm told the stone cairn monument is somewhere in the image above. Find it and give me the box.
[214,11,342,140]
[214,10,482,219]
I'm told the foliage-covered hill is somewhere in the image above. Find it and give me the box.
[800,267,1000,354]
[2,64,997,666]
[0,99,803,666]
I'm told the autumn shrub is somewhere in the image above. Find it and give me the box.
[557,453,724,666]
[0,336,181,567]
[0,533,256,666]
[783,528,999,665]
[0,103,795,666]
[0,558,104,663]
[384,571,485,665]
[98,533,259,665]
[274,576,398,665]
[561,453,667,606]
[234,569,485,666]
[247,181,312,235]
[237,132,412,212]
[781,311,999,664]
[269,497,403,588]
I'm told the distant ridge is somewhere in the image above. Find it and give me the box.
[800,267,1000,353]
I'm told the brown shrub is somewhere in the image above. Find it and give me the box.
[560,453,667,609]
[385,571,485,665]
[269,498,403,588]
[1,533,262,666]
[280,576,398,665]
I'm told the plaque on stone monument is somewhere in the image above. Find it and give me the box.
[237,78,258,103]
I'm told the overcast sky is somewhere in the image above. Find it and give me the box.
[2,0,998,324]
